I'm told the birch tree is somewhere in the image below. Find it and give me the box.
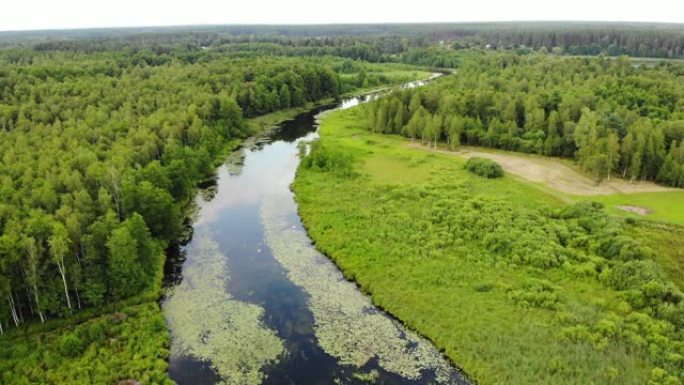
[49,222,72,310]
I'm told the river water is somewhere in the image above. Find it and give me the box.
[162,76,469,385]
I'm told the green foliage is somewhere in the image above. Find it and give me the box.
[508,279,561,310]
[0,33,426,383]
[4,22,683,384]
[363,53,684,185]
[58,333,84,358]
[464,157,504,178]
[0,45,400,331]
[300,140,357,178]
[0,303,173,385]
[294,107,684,385]
[4,22,684,63]
[107,225,146,299]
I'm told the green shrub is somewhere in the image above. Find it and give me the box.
[87,321,108,341]
[59,333,84,358]
[602,260,664,291]
[464,157,504,178]
[474,282,495,292]
[301,140,357,178]
[507,279,561,310]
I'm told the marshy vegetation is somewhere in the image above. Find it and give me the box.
[295,107,684,385]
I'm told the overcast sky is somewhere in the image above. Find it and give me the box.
[1,0,683,32]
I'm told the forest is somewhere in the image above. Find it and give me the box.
[0,35,428,383]
[0,48,355,329]
[4,22,684,61]
[365,53,684,185]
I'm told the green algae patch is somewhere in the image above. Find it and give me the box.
[163,227,284,385]
[260,192,460,383]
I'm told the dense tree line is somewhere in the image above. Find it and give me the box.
[466,23,684,59]
[365,53,684,185]
[4,22,684,68]
[399,48,462,68]
[0,47,370,333]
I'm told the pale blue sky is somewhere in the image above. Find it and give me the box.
[1,0,683,32]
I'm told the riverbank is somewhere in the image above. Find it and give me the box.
[247,69,435,134]
[0,65,436,385]
[293,106,684,385]
[162,70,464,385]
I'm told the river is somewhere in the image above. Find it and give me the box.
[161,75,470,385]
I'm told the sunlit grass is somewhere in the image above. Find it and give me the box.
[293,107,678,385]
[584,192,684,226]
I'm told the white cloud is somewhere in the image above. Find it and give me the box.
[1,0,683,32]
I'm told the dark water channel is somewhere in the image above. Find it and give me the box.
[162,75,470,385]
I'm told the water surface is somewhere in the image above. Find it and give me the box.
[162,76,470,385]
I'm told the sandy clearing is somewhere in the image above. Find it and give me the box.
[616,205,651,215]
[407,143,676,196]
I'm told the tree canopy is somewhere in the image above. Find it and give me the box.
[0,45,385,332]
[365,53,684,185]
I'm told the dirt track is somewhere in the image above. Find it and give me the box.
[408,143,675,196]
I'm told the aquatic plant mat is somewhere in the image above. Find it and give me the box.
[164,227,284,385]
[260,190,467,384]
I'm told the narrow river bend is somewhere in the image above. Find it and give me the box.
[162,75,470,385]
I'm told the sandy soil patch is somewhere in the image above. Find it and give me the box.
[407,143,676,196]
[615,205,651,215]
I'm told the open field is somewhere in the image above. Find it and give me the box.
[408,143,675,196]
[295,107,684,385]
[406,143,684,226]
[590,192,684,225]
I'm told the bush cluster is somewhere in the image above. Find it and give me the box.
[464,157,504,178]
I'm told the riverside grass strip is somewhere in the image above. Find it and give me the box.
[294,106,683,385]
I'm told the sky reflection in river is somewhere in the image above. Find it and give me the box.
[164,227,284,385]
[261,191,465,384]
[163,75,469,385]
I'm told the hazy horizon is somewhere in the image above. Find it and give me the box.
[4,20,684,34]
[2,0,684,33]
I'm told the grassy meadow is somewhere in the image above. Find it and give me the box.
[294,107,684,385]
[587,192,684,226]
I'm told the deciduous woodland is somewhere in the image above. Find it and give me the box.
[365,53,684,185]
[0,51,350,327]
[0,39,424,383]
[7,22,684,59]
[0,23,683,385]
